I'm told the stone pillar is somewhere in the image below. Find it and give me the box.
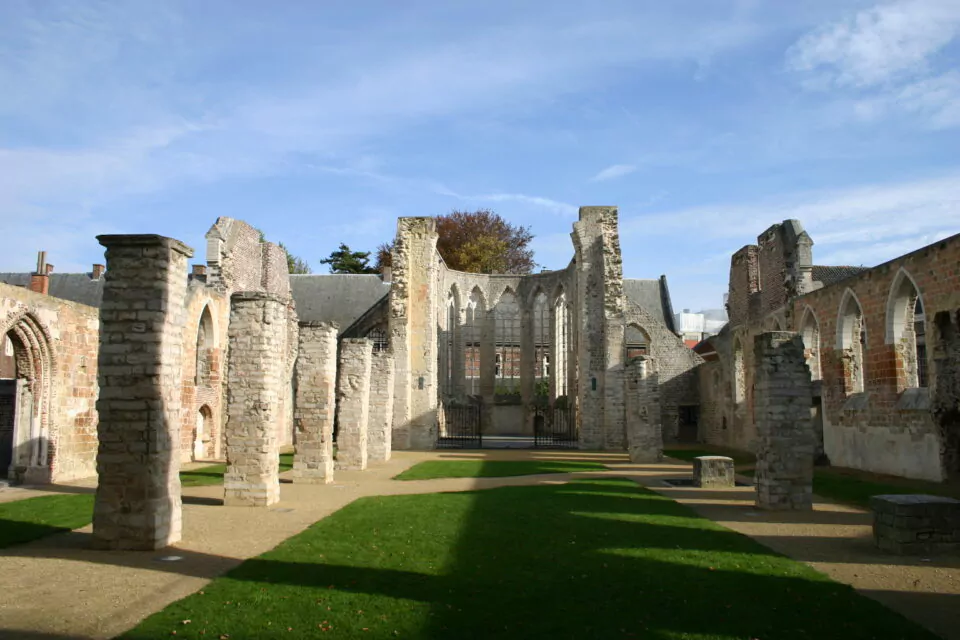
[479,309,497,432]
[336,339,373,470]
[389,218,439,450]
[293,322,338,484]
[754,332,814,510]
[224,292,286,507]
[368,351,395,462]
[572,206,626,450]
[625,357,662,463]
[451,304,466,398]
[93,234,192,550]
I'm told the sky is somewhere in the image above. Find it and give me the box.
[1,0,959,312]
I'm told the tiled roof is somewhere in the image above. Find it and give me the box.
[811,265,868,288]
[0,273,104,307]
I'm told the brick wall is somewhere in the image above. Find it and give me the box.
[0,282,99,483]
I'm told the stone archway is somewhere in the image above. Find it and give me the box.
[0,313,54,483]
[195,405,213,461]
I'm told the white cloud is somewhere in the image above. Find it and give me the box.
[466,193,577,217]
[590,164,637,182]
[786,0,960,129]
[786,0,960,88]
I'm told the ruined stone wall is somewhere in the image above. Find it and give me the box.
[572,206,626,450]
[0,283,99,483]
[624,301,702,442]
[293,322,338,483]
[727,246,759,327]
[389,218,439,450]
[788,235,960,481]
[707,222,960,481]
[179,284,229,462]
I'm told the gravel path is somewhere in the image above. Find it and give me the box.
[0,450,956,639]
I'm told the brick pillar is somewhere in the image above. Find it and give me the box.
[625,356,662,463]
[368,351,395,462]
[336,339,373,470]
[293,322,338,484]
[93,234,192,550]
[754,332,814,510]
[224,292,286,507]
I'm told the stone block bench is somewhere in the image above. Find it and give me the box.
[870,494,960,555]
[693,456,735,488]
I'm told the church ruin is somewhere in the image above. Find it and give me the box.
[1,206,958,545]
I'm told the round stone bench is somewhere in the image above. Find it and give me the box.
[693,456,736,489]
[870,494,960,556]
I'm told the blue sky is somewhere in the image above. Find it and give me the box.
[1,0,959,312]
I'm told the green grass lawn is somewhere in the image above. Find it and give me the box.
[0,453,297,548]
[122,478,935,640]
[394,459,606,481]
[0,493,96,548]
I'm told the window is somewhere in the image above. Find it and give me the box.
[800,308,821,381]
[367,326,388,352]
[838,290,866,394]
[885,270,925,390]
[625,324,650,359]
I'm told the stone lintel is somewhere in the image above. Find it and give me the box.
[97,234,194,257]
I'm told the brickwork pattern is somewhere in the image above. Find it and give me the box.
[92,234,191,550]
[753,332,815,511]
[336,339,373,470]
[368,351,395,462]
[224,292,286,507]
[293,322,338,483]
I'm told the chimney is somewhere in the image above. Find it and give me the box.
[381,266,392,283]
[29,251,50,295]
[192,264,207,277]
[92,264,105,280]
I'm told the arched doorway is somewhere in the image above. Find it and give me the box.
[0,314,54,482]
[195,405,213,461]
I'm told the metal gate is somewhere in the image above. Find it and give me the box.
[533,404,578,448]
[438,400,483,449]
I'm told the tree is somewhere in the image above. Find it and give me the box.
[320,243,378,274]
[375,209,535,274]
[279,243,311,274]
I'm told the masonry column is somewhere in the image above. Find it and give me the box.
[336,339,374,470]
[389,218,440,449]
[293,322,338,484]
[754,332,814,510]
[572,206,626,450]
[93,234,192,550]
[625,356,663,463]
[479,308,497,432]
[368,351,395,462]
[451,304,466,398]
[224,292,286,507]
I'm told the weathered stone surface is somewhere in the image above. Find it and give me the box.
[754,332,814,511]
[693,456,735,488]
[93,234,192,550]
[336,339,373,470]
[368,351,395,463]
[625,356,662,463]
[293,322,338,484]
[224,292,286,507]
[871,494,960,555]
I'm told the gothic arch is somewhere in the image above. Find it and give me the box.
[837,288,867,394]
[0,312,56,477]
[799,305,822,381]
[885,268,927,388]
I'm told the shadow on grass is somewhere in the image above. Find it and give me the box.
[122,473,941,640]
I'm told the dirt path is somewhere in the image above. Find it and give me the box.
[0,451,957,639]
